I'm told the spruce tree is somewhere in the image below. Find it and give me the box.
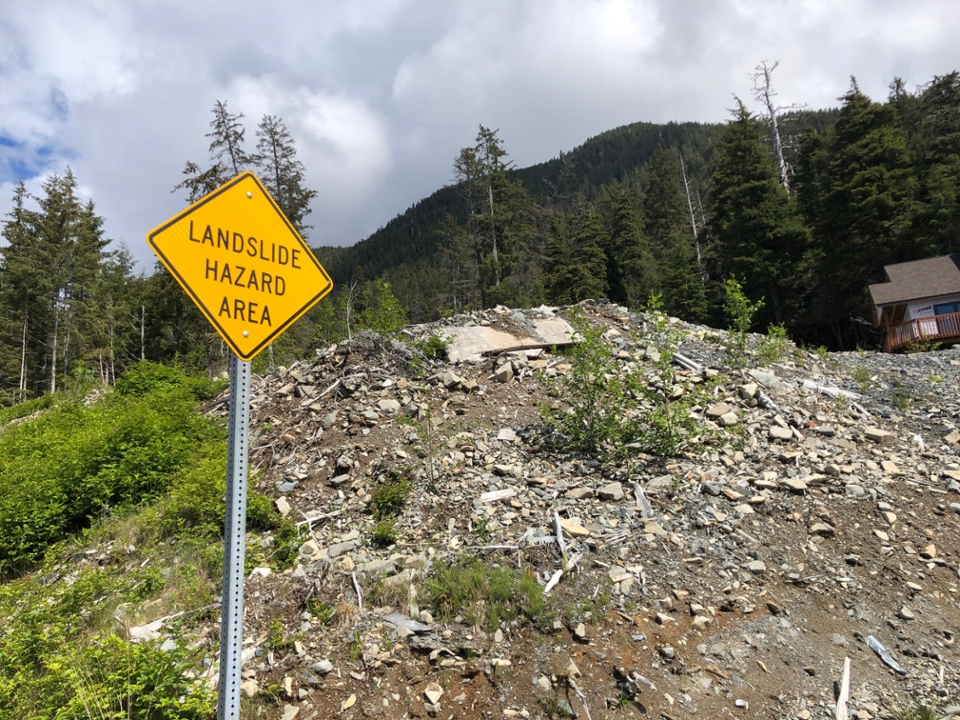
[797,80,916,346]
[174,100,250,202]
[910,72,960,256]
[708,102,810,327]
[642,144,705,320]
[253,114,318,236]
[544,200,608,304]
[597,182,657,307]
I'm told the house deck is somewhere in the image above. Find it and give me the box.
[883,310,960,352]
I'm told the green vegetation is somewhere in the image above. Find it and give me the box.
[370,469,414,519]
[852,366,872,394]
[370,518,399,547]
[758,323,790,365]
[540,303,703,457]
[539,308,640,453]
[723,277,764,367]
[0,362,286,718]
[423,557,550,631]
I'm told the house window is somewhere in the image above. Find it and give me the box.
[934,301,960,315]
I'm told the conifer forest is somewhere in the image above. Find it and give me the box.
[4,70,960,400]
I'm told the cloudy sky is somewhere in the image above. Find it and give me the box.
[1,0,959,271]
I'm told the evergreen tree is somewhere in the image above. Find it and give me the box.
[597,182,657,307]
[253,114,318,236]
[797,80,916,346]
[174,100,250,202]
[642,144,705,320]
[708,102,810,327]
[910,72,960,256]
[544,200,608,304]
[0,182,47,399]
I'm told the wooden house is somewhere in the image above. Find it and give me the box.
[869,253,960,352]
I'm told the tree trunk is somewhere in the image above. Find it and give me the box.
[19,309,28,397]
[679,155,704,281]
[50,305,59,394]
[140,305,146,361]
[487,182,500,286]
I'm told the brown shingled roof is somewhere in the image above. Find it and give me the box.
[869,253,960,306]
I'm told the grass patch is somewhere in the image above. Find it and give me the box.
[423,557,550,631]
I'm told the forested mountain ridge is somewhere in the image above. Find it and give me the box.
[2,71,959,403]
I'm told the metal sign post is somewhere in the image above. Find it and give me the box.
[146,171,332,718]
[217,353,250,720]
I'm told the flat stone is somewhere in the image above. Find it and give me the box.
[423,683,444,704]
[809,522,835,537]
[598,482,624,501]
[738,383,758,400]
[898,606,916,620]
[328,474,350,487]
[564,487,595,500]
[746,560,767,575]
[719,411,739,426]
[312,659,335,675]
[241,680,259,698]
[559,518,591,537]
[378,398,402,413]
[706,402,734,418]
[769,426,793,441]
[864,427,893,443]
[275,497,291,517]
[492,362,514,383]
[873,529,890,542]
[919,544,937,559]
[780,478,808,492]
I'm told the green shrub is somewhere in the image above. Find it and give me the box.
[115,360,225,401]
[370,518,398,547]
[42,635,214,719]
[540,308,640,453]
[412,333,452,361]
[370,469,414,519]
[423,558,549,630]
[758,323,790,365]
[723,277,764,367]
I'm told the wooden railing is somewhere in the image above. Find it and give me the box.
[884,311,960,352]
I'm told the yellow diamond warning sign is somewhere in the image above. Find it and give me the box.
[147,172,333,361]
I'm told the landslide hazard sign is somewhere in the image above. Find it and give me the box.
[148,172,333,361]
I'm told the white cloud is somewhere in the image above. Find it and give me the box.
[1,0,960,268]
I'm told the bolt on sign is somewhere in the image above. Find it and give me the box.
[147,171,333,360]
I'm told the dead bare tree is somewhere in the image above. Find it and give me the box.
[752,60,806,192]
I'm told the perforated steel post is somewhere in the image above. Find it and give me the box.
[217,354,250,720]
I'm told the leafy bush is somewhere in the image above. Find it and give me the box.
[635,296,703,456]
[540,308,640,453]
[0,386,214,573]
[115,360,225,401]
[758,323,790,365]
[0,559,215,719]
[540,302,703,457]
[412,333,452,361]
[723,277,764,367]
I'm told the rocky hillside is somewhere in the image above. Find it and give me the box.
[65,303,960,719]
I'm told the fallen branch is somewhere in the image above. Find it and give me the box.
[835,656,850,720]
[352,572,363,613]
[568,678,593,720]
[553,510,567,556]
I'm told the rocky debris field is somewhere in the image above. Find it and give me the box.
[172,302,960,719]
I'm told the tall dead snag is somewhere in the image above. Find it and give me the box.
[752,60,806,192]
